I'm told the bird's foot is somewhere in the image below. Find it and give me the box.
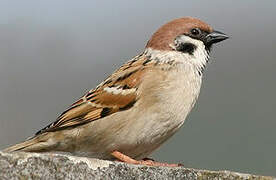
[111,150,182,167]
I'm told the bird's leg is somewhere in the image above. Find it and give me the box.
[111,151,182,167]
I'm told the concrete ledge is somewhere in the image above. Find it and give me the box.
[0,151,274,180]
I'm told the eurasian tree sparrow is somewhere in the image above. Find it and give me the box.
[4,17,228,167]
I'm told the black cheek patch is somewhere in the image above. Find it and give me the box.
[176,43,197,55]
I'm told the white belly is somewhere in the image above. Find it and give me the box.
[73,65,202,159]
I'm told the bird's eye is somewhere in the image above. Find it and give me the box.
[191,28,201,36]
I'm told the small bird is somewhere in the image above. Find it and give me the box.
[4,17,228,167]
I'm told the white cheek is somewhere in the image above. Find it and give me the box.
[145,37,209,71]
[172,36,209,69]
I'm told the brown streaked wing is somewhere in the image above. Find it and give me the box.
[35,53,151,135]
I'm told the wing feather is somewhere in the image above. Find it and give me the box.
[36,53,151,135]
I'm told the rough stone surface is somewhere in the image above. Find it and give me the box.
[0,151,274,180]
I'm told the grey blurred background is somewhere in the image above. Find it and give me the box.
[0,0,275,176]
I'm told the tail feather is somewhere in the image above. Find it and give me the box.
[3,138,39,152]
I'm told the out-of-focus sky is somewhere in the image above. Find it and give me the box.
[0,0,275,176]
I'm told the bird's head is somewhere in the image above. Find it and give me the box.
[145,17,228,71]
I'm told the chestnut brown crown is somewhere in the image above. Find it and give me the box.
[146,17,214,51]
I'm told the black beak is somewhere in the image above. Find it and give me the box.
[205,30,229,45]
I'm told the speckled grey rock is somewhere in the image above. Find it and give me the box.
[0,151,274,180]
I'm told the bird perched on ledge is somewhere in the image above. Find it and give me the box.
[4,17,228,167]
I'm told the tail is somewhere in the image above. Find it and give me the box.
[3,137,39,152]
[2,133,55,153]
